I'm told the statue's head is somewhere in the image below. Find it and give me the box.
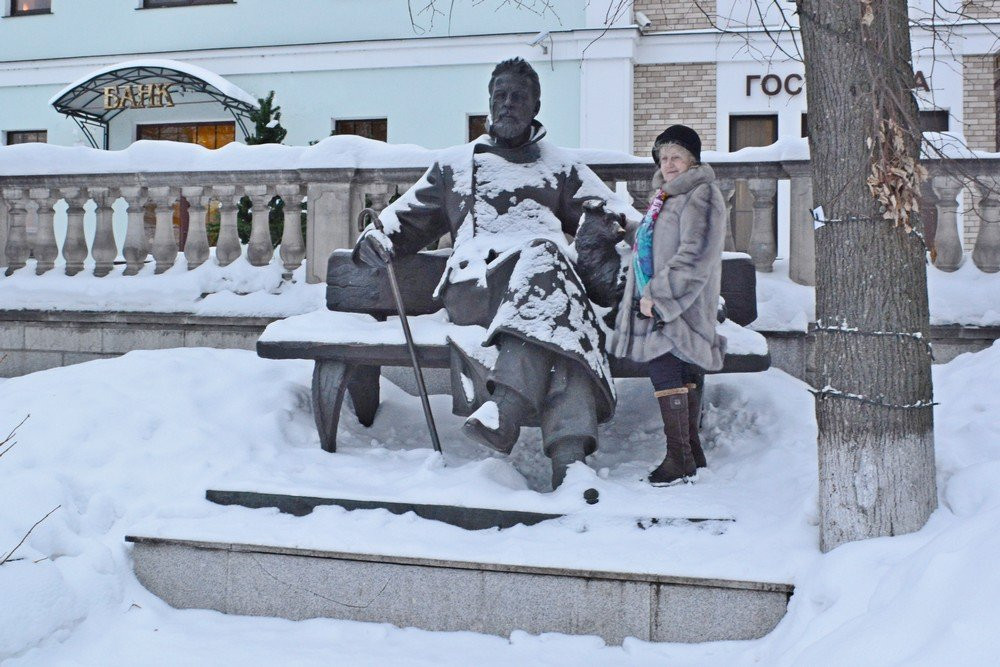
[488,58,541,145]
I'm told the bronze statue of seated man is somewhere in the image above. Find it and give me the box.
[355,57,635,488]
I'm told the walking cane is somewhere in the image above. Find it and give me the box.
[362,209,443,455]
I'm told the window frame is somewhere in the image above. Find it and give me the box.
[918,109,949,133]
[728,113,779,152]
[8,0,51,17]
[136,121,236,149]
[5,129,47,145]
[467,113,488,142]
[138,0,235,10]
[332,117,388,143]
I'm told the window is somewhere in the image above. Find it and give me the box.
[333,118,387,142]
[5,130,47,145]
[468,114,488,141]
[137,122,235,149]
[919,110,949,133]
[141,0,234,8]
[729,114,779,151]
[9,0,50,16]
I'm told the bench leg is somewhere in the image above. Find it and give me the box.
[312,360,352,453]
[347,364,380,428]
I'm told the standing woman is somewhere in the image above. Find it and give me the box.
[610,125,728,486]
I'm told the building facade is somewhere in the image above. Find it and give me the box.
[1,1,998,249]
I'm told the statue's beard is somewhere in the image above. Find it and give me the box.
[491,116,530,142]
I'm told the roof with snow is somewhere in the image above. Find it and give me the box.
[49,59,259,148]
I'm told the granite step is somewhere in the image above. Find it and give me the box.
[126,535,792,645]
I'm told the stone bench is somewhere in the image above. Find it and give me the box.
[257,250,770,452]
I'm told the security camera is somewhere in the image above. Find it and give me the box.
[635,11,652,28]
[528,31,550,47]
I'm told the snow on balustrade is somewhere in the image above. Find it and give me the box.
[0,136,998,317]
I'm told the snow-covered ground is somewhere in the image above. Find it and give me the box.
[1,339,999,665]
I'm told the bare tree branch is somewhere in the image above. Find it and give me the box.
[0,505,61,567]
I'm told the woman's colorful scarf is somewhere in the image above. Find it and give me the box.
[633,188,668,295]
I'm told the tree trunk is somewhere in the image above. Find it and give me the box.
[798,0,937,551]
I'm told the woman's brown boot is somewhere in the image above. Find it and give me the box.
[686,382,708,469]
[648,387,696,486]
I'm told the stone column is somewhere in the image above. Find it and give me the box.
[0,191,7,270]
[214,185,242,267]
[61,188,89,276]
[306,181,353,284]
[245,185,274,267]
[747,178,778,272]
[90,187,119,277]
[148,186,179,274]
[2,188,29,276]
[717,178,738,253]
[120,186,148,276]
[931,175,964,272]
[785,163,816,285]
[181,186,210,270]
[276,183,306,280]
[973,176,1000,273]
[30,188,59,275]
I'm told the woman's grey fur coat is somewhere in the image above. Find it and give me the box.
[609,163,728,371]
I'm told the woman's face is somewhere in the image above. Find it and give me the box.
[658,144,695,183]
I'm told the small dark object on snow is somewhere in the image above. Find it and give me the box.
[583,488,600,505]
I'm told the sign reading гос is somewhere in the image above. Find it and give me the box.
[102,84,175,110]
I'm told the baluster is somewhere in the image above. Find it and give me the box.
[181,186,210,270]
[148,186,179,274]
[305,181,352,283]
[90,187,118,277]
[214,185,242,267]
[368,185,391,213]
[30,188,58,275]
[60,188,89,276]
[626,178,651,215]
[0,192,7,270]
[931,175,964,272]
[786,165,816,286]
[276,183,306,280]
[973,176,1000,273]
[2,188,29,276]
[717,178,738,253]
[120,186,148,276]
[245,185,274,267]
[747,178,778,272]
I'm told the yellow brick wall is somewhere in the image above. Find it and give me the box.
[633,63,717,156]
[633,0,716,31]
[962,0,1000,19]
[961,54,998,248]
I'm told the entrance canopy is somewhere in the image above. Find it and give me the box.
[49,59,259,149]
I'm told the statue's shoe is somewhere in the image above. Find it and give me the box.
[462,401,519,455]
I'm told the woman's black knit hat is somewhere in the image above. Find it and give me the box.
[652,125,701,164]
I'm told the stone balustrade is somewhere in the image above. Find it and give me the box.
[1,158,999,287]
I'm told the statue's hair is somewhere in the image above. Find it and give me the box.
[488,58,541,101]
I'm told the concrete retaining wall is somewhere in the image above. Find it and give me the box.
[0,310,274,378]
[1,310,996,381]
[127,535,792,644]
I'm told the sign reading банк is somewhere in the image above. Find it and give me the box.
[102,84,175,110]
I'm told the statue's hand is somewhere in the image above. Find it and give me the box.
[354,229,394,268]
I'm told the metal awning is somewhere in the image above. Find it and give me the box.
[49,59,259,149]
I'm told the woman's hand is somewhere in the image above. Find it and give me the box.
[639,296,654,318]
